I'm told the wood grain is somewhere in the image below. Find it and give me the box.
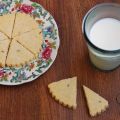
[0,0,120,120]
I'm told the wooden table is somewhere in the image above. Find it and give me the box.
[1,0,120,120]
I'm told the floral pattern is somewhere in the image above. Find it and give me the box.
[0,0,60,85]
[19,4,34,13]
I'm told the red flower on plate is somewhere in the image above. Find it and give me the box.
[42,47,52,60]
[0,70,4,77]
[20,4,34,14]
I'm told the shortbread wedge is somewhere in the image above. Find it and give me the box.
[48,77,77,109]
[0,13,16,38]
[13,29,43,57]
[0,39,10,67]
[6,41,35,67]
[83,85,109,117]
[12,12,39,37]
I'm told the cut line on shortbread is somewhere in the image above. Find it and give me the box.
[48,77,77,109]
[0,12,43,67]
[12,12,39,37]
[6,41,35,67]
[0,39,10,67]
[83,85,109,117]
[13,29,43,57]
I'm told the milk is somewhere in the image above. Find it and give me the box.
[88,18,120,70]
[82,3,120,70]
[89,18,120,50]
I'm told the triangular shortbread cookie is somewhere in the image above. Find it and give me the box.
[13,29,43,57]
[48,77,77,109]
[0,13,16,38]
[6,41,34,67]
[0,39,10,67]
[83,85,109,117]
[12,12,39,37]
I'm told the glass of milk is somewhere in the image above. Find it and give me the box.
[82,3,120,70]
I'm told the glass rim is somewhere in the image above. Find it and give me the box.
[82,3,120,54]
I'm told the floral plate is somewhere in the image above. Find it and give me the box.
[0,0,60,85]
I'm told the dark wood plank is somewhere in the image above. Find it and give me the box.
[0,0,120,120]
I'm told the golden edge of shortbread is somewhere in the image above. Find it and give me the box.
[34,48,42,58]
[0,63,5,67]
[6,56,35,67]
[89,104,109,117]
[35,48,42,58]
[48,86,77,110]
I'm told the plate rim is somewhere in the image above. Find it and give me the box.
[0,0,60,86]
